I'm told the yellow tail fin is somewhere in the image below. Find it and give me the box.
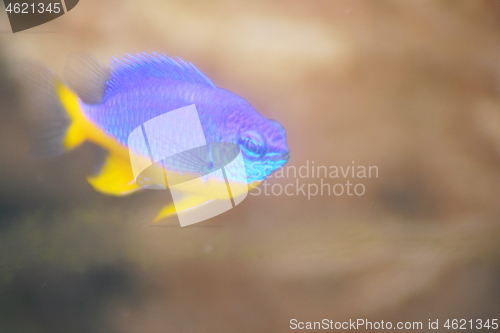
[19,62,87,157]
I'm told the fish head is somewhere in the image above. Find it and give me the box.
[235,115,290,183]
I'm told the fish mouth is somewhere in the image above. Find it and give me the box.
[275,151,290,166]
[266,149,290,163]
[281,152,290,163]
[266,152,290,174]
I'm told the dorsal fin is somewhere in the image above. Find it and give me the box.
[64,53,111,105]
[108,52,216,94]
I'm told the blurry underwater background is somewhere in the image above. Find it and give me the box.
[1,0,500,332]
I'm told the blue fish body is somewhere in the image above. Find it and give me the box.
[82,53,290,183]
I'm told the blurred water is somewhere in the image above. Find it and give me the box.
[0,1,500,332]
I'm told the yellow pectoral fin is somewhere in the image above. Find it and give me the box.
[153,195,215,223]
[87,154,140,196]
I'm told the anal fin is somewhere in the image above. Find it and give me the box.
[154,195,215,223]
[87,153,139,196]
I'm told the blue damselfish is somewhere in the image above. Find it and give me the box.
[24,52,290,220]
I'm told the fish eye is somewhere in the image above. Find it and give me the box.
[238,130,266,158]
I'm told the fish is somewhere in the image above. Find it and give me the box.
[21,52,290,222]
